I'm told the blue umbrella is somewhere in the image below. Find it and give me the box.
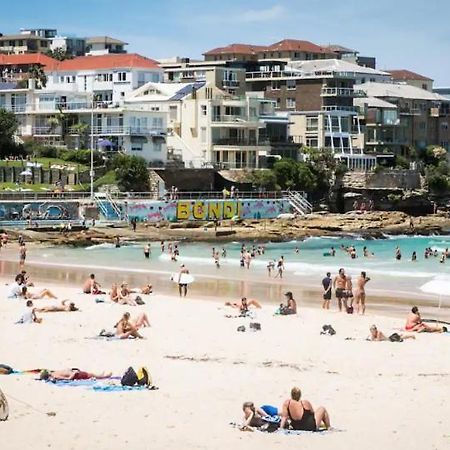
[98,139,114,147]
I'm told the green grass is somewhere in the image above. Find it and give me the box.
[93,170,117,189]
[0,157,88,171]
[0,182,90,192]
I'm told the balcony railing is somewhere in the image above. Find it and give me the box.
[321,87,364,97]
[399,107,421,116]
[222,80,240,87]
[321,105,358,113]
[212,115,252,123]
[88,126,165,135]
[1,104,27,113]
[246,70,355,81]
[212,138,270,146]
[32,126,61,136]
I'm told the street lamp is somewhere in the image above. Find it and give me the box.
[90,94,95,200]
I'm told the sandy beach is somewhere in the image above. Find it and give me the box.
[1,272,449,450]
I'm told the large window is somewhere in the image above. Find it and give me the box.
[287,80,296,90]
[286,98,296,109]
[271,81,280,90]
[201,105,207,116]
[118,72,127,82]
[131,143,143,152]
[306,116,318,131]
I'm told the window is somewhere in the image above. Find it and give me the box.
[200,127,207,143]
[422,83,428,90]
[40,40,48,47]
[306,138,318,148]
[152,117,163,129]
[169,106,177,120]
[286,98,296,109]
[153,141,162,152]
[275,98,281,109]
[131,143,143,152]
[441,122,448,130]
[419,122,426,130]
[287,80,296,90]
[271,81,280,90]
[150,106,160,111]
[306,116,318,131]
[118,72,127,82]
[201,105,207,116]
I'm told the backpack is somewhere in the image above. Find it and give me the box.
[249,322,261,331]
[121,366,152,387]
[389,333,403,342]
[346,306,354,314]
[321,324,336,336]
[135,296,145,305]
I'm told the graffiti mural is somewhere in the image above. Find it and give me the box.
[125,199,292,222]
[0,202,80,221]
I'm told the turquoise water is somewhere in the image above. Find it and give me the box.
[24,235,450,301]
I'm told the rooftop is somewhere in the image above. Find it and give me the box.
[0,34,48,41]
[265,39,331,54]
[0,53,58,70]
[354,96,397,109]
[287,59,389,76]
[203,43,266,56]
[126,82,204,102]
[86,36,128,45]
[52,53,160,71]
[387,69,433,82]
[358,82,446,101]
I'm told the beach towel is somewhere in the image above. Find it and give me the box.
[42,378,157,392]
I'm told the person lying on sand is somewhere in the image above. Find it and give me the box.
[114,312,147,339]
[130,284,153,295]
[83,273,105,295]
[405,307,445,333]
[241,402,277,429]
[225,297,262,313]
[280,387,330,431]
[21,286,57,300]
[367,325,415,341]
[39,368,112,381]
[36,300,79,313]
[118,282,137,306]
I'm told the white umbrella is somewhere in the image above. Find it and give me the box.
[419,277,450,309]
[20,170,32,176]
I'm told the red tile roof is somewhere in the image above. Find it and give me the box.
[0,53,59,70]
[204,39,333,56]
[203,43,266,56]
[265,39,331,54]
[53,53,161,71]
[387,70,433,82]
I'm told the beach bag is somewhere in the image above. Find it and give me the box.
[346,306,354,314]
[0,388,9,421]
[389,333,403,342]
[321,324,336,336]
[135,296,145,305]
[121,367,152,387]
[249,322,261,331]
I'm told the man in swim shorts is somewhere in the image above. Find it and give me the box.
[39,368,112,381]
[333,268,347,312]
[322,272,332,309]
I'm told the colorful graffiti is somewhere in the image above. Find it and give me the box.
[125,199,292,222]
[0,201,80,221]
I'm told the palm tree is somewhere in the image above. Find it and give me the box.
[28,65,47,89]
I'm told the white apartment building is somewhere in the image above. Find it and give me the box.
[127,81,273,168]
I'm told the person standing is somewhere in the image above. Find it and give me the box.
[144,243,151,259]
[19,242,27,270]
[333,268,347,312]
[355,271,370,314]
[395,246,402,261]
[322,272,332,309]
[178,264,189,297]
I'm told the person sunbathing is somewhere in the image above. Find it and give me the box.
[36,300,79,313]
[83,273,105,295]
[21,286,57,300]
[405,306,445,333]
[130,284,153,295]
[117,283,137,306]
[110,283,119,302]
[280,387,330,431]
[225,297,262,313]
[39,368,112,381]
[115,312,145,339]
[241,402,276,429]
[367,325,415,341]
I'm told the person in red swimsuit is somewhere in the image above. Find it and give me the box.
[39,368,112,381]
[405,307,445,333]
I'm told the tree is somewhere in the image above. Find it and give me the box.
[248,169,277,190]
[112,155,149,192]
[297,162,318,191]
[0,109,19,157]
[46,48,72,61]
[273,159,298,189]
[28,65,47,88]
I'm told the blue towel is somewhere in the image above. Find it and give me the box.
[92,385,148,392]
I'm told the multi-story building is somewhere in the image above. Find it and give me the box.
[126,81,274,168]
[50,35,86,57]
[0,33,51,54]
[0,53,58,83]
[19,28,57,39]
[387,70,433,92]
[85,36,128,56]
[45,53,163,104]
[324,45,376,69]
[356,82,450,153]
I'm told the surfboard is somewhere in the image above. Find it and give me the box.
[170,273,195,284]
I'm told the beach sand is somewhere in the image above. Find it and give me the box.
[0,277,449,450]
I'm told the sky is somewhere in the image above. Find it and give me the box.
[2,0,450,85]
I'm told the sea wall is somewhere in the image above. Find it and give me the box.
[0,201,80,221]
[124,198,291,222]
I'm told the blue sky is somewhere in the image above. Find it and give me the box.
[3,0,450,85]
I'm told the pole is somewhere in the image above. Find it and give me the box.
[90,95,94,200]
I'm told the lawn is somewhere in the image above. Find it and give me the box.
[0,182,89,192]
[0,157,88,171]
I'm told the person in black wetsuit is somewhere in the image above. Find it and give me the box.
[280,387,331,431]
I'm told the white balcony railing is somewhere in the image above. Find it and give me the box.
[321,87,364,97]
[32,126,62,136]
[212,115,250,123]
[322,105,358,113]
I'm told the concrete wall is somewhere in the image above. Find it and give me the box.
[342,170,422,190]
[0,201,80,221]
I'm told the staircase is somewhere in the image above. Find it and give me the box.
[283,190,313,215]
[94,192,124,220]
[167,132,204,168]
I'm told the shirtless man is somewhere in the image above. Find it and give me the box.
[354,271,370,314]
[36,300,79,313]
[83,274,105,295]
[333,268,347,312]
[405,306,445,333]
[178,264,189,297]
[244,251,252,269]
[39,368,112,381]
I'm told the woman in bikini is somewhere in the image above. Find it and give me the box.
[36,300,79,313]
[118,283,137,306]
[280,387,330,431]
[115,312,147,339]
[241,402,272,429]
[405,306,444,333]
[21,286,57,300]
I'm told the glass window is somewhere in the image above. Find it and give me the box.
[201,105,207,116]
[131,143,143,151]
[287,80,296,90]
[286,98,296,109]
[271,81,280,90]
[306,117,318,131]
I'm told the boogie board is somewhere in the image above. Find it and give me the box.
[170,273,195,284]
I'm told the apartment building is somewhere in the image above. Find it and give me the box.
[0,53,58,83]
[356,82,450,153]
[45,53,163,104]
[50,36,86,57]
[387,70,433,92]
[85,37,128,56]
[0,34,51,54]
[324,45,376,69]
[126,81,273,168]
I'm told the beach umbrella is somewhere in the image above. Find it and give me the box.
[20,170,32,176]
[0,388,9,421]
[419,277,450,309]
[98,139,114,147]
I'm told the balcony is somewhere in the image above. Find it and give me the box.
[321,105,358,113]
[89,126,165,136]
[32,126,61,136]
[212,138,269,146]
[399,107,421,116]
[222,80,240,88]
[246,70,355,81]
[1,104,28,113]
[321,87,365,97]
[212,115,249,123]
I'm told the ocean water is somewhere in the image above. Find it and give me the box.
[25,235,450,302]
